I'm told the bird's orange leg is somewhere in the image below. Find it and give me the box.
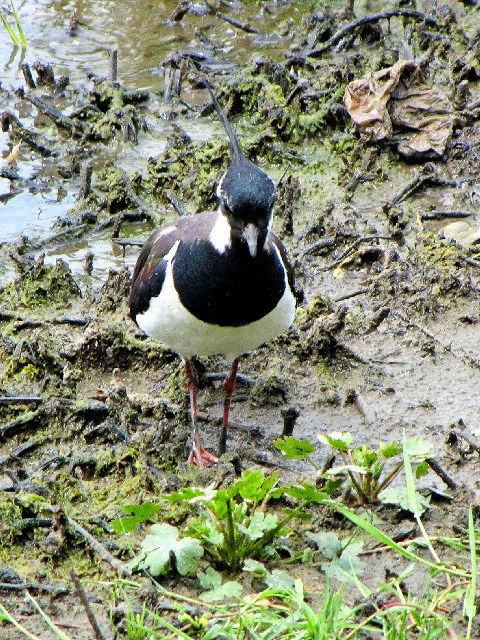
[185,360,219,467]
[218,358,239,455]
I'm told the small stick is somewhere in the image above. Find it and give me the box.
[165,191,187,216]
[333,288,368,302]
[76,162,92,201]
[297,238,335,260]
[66,516,131,576]
[0,397,43,405]
[0,582,70,594]
[110,49,118,83]
[22,94,86,134]
[308,10,438,57]
[21,63,36,89]
[113,239,143,248]
[70,571,106,640]
[84,251,94,275]
[425,458,457,490]
[326,235,393,270]
[393,310,480,371]
[205,1,262,34]
[421,211,475,220]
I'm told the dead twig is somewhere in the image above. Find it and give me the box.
[425,458,457,490]
[21,94,87,136]
[21,63,36,89]
[0,397,43,405]
[110,49,118,83]
[333,288,369,302]
[1,111,57,157]
[308,10,438,57]
[388,170,456,207]
[71,570,107,640]
[67,516,131,576]
[76,162,93,201]
[421,211,475,221]
[205,1,263,34]
[326,235,392,270]
[0,581,70,594]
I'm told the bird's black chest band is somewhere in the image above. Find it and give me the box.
[173,240,286,327]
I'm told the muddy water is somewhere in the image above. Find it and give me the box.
[0,0,314,277]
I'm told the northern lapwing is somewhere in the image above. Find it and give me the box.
[129,82,296,467]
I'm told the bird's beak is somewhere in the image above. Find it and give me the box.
[242,223,258,257]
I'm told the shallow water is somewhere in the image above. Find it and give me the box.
[0,0,309,273]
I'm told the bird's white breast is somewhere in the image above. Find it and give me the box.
[136,245,295,360]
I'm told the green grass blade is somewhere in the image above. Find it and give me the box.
[0,11,20,46]
[24,593,72,640]
[403,433,442,565]
[464,506,477,639]
[11,3,26,48]
[326,500,468,577]
[0,602,42,640]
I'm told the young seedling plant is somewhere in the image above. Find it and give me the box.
[274,432,432,510]
[126,469,329,576]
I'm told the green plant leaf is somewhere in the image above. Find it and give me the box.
[198,566,222,590]
[379,441,402,458]
[274,436,315,459]
[379,487,430,514]
[403,437,431,459]
[242,559,267,575]
[264,569,296,590]
[324,464,366,476]
[307,531,342,559]
[352,445,378,468]
[237,511,279,541]
[318,431,352,453]
[132,523,203,576]
[165,485,217,504]
[229,469,278,503]
[283,484,328,503]
[198,568,243,602]
[112,502,161,533]
[186,517,224,546]
[415,460,429,478]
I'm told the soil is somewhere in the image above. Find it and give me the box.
[1,1,480,638]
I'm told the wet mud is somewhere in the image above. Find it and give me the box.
[0,1,480,638]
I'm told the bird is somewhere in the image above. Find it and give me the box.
[129,81,296,468]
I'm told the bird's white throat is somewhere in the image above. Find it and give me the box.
[209,212,231,254]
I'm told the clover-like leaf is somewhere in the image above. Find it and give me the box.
[403,437,432,459]
[112,502,161,533]
[265,569,296,590]
[237,511,279,541]
[274,436,315,459]
[318,431,353,453]
[132,523,203,576]
[415,460,429,479]
[379,487,430,515]
[242,559,267,576]
[198,567,243,602]
[307,531,342,560]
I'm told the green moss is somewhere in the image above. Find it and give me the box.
[0,258,81,311]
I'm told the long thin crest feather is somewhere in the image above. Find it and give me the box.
[203,78,244,164]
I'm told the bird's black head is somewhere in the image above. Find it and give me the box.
[217,158,275,223]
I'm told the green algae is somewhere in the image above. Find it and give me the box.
[0,257,81,312]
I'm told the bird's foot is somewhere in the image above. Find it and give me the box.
[188,446,219,468]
